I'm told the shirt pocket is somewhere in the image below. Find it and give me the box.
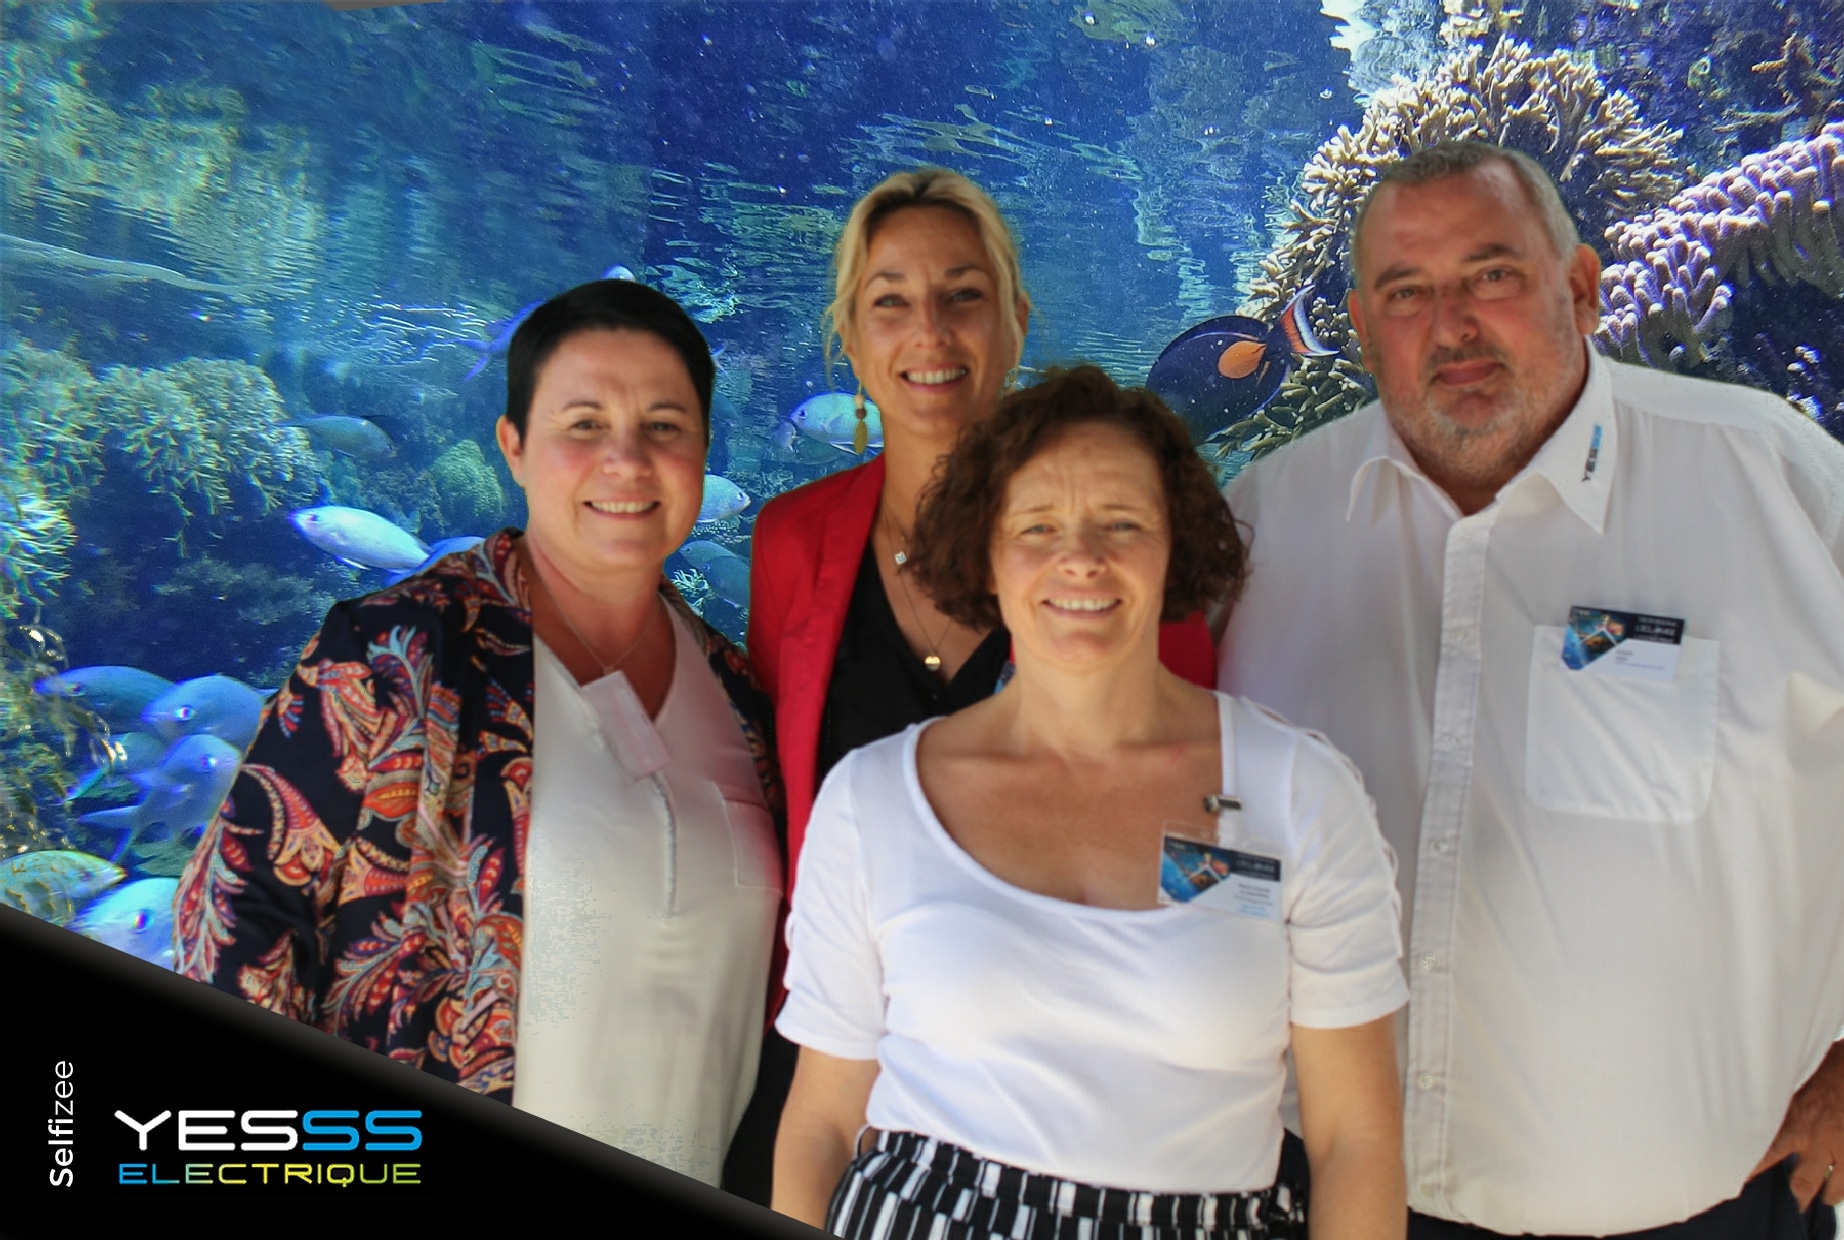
[717,782,784,892]
[1524,625,1720,824]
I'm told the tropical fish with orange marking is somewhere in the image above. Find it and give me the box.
[1146,288,1335,444]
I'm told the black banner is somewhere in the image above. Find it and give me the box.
[2,905,824,1237]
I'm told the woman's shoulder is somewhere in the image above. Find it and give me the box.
[348,528,525,618]
[813,720,922,812]
[309,529,528,659]
[1216,692,1373,808]
[755,458,883,542]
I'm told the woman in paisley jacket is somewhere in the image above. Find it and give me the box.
[176,279,784,1190]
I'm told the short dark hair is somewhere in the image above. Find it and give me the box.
[911,364,1246,632]
[503,279,715,439]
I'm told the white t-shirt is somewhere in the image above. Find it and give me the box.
[777,691,1407,1194]
[513,604,784,1186]
[1219,344,1844,1233]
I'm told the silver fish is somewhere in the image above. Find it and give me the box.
[32,666,174,732]
[679,540,750,605]
[289,505,430,571]
[285,415,395,460]
[141,675,265,750]
[697,475,750,524]
[72,878,178,969]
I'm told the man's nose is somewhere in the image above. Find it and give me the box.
[1429,285,1480,346]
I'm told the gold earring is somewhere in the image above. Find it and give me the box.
[852,385,869,455]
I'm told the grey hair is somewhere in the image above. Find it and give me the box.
[1348,140,1581,283]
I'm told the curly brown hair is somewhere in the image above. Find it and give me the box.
[911,364,1246,632]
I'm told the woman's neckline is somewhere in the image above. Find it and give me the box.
[534,599,687,727]
[898,692,1234,921]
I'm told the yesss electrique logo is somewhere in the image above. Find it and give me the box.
[109,1108,424,1188]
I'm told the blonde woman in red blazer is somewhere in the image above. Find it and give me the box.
[727,165,1213,1203]
[750,166,1213,902]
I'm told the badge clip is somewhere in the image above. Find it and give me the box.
[1203,794,1242,814]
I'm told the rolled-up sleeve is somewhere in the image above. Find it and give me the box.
[1283,731,1410,1029]
[775,753,885,1060]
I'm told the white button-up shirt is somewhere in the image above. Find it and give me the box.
[1219,343,1844,1235]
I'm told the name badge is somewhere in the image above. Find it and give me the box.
[1561,605,1685,682]
[1158,832,1282,921]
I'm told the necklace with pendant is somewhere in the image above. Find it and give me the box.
[881,502,949,674]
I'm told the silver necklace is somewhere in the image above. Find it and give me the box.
[528,552,662,679]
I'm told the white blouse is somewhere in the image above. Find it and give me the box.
[513,604,783,1186]
[777,692,1408,1194]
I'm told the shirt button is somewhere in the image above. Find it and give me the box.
[496,976,513,992]
[1417,1073,1436,1091]
[1419,1182,1437,1199]
[1446,627,1473,647]
[1432,838,1452,854]
[1438,732,1462,749]
[1418,954,1437,971]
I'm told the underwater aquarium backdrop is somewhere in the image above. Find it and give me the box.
[4,0,1843,960]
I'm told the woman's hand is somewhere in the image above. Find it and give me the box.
[1294,1014,1406,1239]
[771,1046,881,1227]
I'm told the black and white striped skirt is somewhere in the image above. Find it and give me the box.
[824,1130,1307,1240]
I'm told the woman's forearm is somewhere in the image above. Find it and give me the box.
[771,1047,880,1227]
[771,1112,857,1227]
[1303,1131,1406,1240]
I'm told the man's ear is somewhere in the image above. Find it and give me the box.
[1567,242,1603,336]
[1346,288,1369,359]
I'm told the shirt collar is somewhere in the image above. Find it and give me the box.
[1519,340,1616,532]
[1344,338,1616,533]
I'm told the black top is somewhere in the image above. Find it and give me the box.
[816,540,1012,785]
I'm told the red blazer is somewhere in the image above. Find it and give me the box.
[748,453,1218,901]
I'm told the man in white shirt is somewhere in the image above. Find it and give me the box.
[1218,140,1844,1238]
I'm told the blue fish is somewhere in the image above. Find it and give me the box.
[679,539,750,605]
[1147,289,1335,444]
[284,415,395,460]
[780,392,883,454]
[65,731,168,802]
[80,734,242,860]
[384,535,487,586]
[697,475,751,524]
[71,877,178,969]
[460,298,545,382]
[290,505,431,571]
[141,675,266,750]
[32,666,174,732]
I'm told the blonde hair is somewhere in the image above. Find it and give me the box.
[823,167,1030,374]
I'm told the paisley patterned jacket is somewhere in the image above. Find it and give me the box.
[175,529,783,1100]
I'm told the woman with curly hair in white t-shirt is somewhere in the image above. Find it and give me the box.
[771,364,1409,1240]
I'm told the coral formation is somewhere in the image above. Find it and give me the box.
[1234,38,1685,456]
[96,358,321,521]
[1598,121,1844,368]
[0,623,92,858]
[423,439,506,533]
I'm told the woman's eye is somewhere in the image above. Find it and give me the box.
[948,287,984,303]
[873,293,907,308]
